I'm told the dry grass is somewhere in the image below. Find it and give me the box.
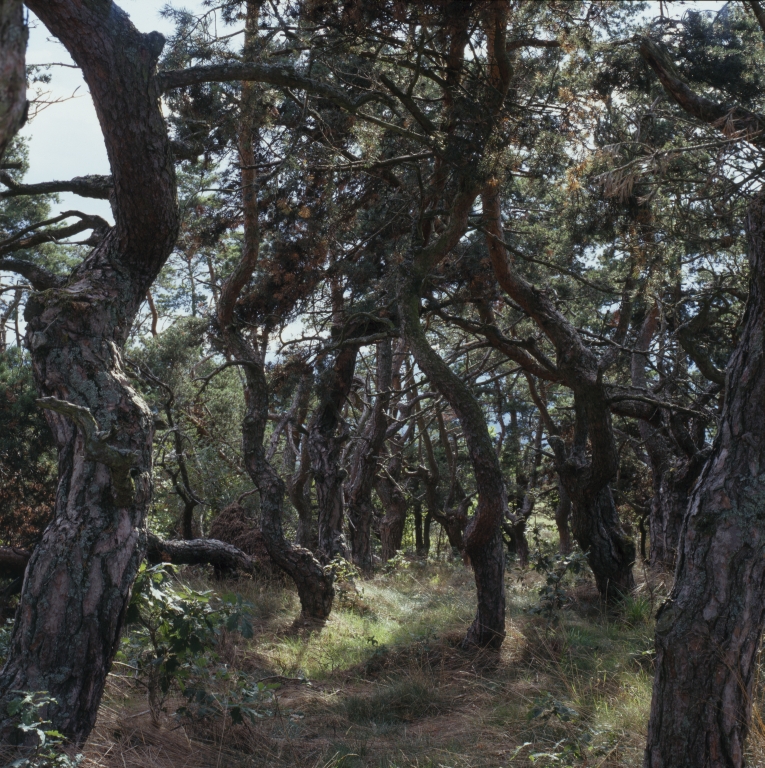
[7,559,737,767]
[49,560,671,768]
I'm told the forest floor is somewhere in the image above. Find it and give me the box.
[71,558,765,768]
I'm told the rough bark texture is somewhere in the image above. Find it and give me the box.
[643,193,765,768]
[0,0,26,160]
[346,339,394,571]
[641,40,765,767]
[145,532,261,574]
[0,0,178,746]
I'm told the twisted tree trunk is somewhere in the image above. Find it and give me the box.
[0,1,178,745]
[215,2,334,628]
[346,338,394,571]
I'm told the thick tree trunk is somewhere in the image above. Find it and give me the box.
[0,0,26,160]
[644,193,765,768]
[0,1,178,746]
[346,339,393,571]
[569,485,634,600]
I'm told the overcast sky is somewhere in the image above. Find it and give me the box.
[19,0,727,224]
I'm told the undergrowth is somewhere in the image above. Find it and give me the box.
[8,557,759,767]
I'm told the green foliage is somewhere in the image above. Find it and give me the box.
[324,556,370,615]
[4,691,82,768]
[0,350,56,547]
[622,594,653,626]
[118,563,262,724]
[528,529,589,619]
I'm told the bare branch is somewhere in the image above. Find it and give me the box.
[0,171,113,200]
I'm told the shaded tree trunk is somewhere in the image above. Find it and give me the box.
[0,1,179,746]
[644,190,765,768]
[640,40,765,766]
[277,368,317,550]
[0,0,26,160]
[308,339,358,562]
[505,415,543,569]
[555,480,572,555]
[375,445,410,562]
[346,338,394,571]
[215,3,333,628]
[631,302,703,570]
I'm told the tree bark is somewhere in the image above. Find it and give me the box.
[555,480,572,555]
[0,0,178,746]
[640,40,765,767]
[280,371,316,551]
[644,192,765,768]
[213,3,334,628]
[346,338,394,571]
[308,338,358,563]
[0,0,26,160]
[376,446,410,562]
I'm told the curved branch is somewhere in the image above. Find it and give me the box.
[157,61,390,114]
[0,171,113,200]
[0,259,61,290]
[639,38,765,140]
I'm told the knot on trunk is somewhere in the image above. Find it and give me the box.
[37,396,141,506]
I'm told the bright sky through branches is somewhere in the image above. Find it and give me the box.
[20,0,727,223]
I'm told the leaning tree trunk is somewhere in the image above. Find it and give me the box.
[399,261,506,649]
[346,338,393,571]
[644,192,765,768]
[215,3,333,627]
[0,1,179,746]
[238,348,335,625]
[0,0,26,160]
